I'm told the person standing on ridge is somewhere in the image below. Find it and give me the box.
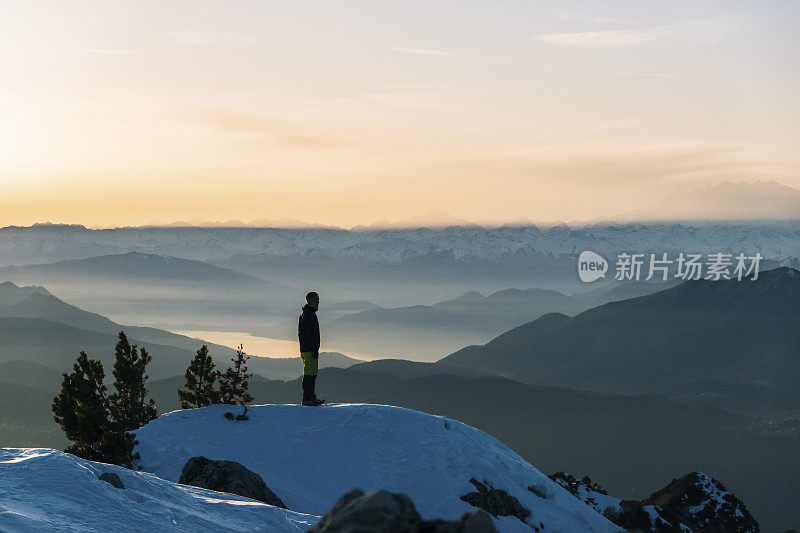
[299,291,325,406]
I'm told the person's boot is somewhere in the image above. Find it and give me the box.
[308,374,325,405]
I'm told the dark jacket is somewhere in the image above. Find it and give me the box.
[298,304,320,354]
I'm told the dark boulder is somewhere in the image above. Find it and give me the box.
[309,488,498,533]
[179,456,286,508]
[98,472,124,489]
[309,489,420,532]
[459,478,531,524]
[419,509,498,533]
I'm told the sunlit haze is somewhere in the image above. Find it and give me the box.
[2,1,799,227]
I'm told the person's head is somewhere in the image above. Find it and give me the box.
[306,291,319,308]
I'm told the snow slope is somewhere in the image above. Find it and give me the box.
[134,403,620,532]
[0,448,315,533]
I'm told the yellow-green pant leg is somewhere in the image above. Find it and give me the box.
[300,351,318,376]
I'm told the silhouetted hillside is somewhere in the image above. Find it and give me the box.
[439,268,800,414]
[307,287,586,361]
[0,281,239,358]
[0,317,196,378]
[0,252,261,285]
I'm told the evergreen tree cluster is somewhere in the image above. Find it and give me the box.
[53,336,257,468]
[177,343,254,420]
[52,331,157,468]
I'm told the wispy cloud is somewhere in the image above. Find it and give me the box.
[464,144,762,188]
[600,71,677,78]
[354,90,458,110]
[80,48,141,55]
[536,17,739,48]
[171,108,351,150]
[556,10,635,25]
[390,46,451,57]
[167,30,260,46]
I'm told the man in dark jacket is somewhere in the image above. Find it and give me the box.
[298,291,324,406]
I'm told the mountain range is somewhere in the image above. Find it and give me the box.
[3,221,799,274]
[317,288,585,361]
[0,252,261,285]
[0,281,360,449]
[1,221,799,314]
[261,283,678,361]
[2,273,800,529]
[261,288,589,361]
[350,210,475,230]
[0,281,357,383]
[140,217,340,229]
[615,180,800,221]
[439,267,800,416]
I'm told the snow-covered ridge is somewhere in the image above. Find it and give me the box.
[1,222,799,265]
[0,448,315,532]
[1,405,760,532]
[133,403,619,532]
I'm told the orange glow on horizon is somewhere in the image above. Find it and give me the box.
[1,1,798,227]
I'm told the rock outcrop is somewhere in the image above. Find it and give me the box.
[642,472,758,533]
[548,473,612,513]
[602,500,683,532]
[97,472,124,489]
[459,478,531,524]
[551,471,759,533]
[309,488,497,532]
[179,456,286,508]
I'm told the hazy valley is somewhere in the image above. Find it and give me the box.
[1,220,800,530]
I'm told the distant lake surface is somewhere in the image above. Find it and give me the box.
[171,330,301,358]
[171,330,369,360]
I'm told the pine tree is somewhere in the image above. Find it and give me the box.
[178,345,220,409]
[52,352,112,461]
[219,343,254,420]
[52,334,159,468]
[108,331,157,431]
